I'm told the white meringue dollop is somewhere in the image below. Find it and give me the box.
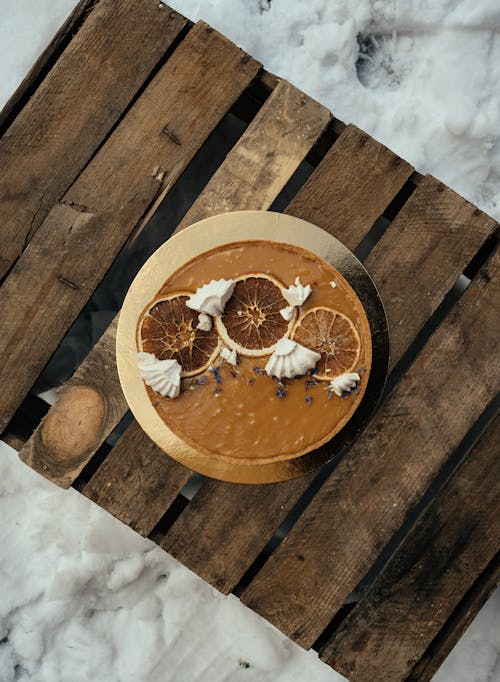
[186,278,235,316]
[327,372,360,397]
[137,352,182,398]
[282,276,312,307]
[265,337,321,379]
[279,305,295,322]
[220,346,238,366]
[196,312,212,331]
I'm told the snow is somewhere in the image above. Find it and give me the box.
[165,0,500,220]
[0,441,344,682]
[1,1,499,681]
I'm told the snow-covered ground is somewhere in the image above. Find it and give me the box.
[1,1,499,681]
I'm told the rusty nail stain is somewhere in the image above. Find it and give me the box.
[57,275,78,290]
[162,126,181,145]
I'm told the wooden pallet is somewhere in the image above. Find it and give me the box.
[1,2,498,680]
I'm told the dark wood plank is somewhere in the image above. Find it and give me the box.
[241,249,499,648]
[82,421,191,536]
[160,178,495,594]
[0,0,95,134]
[284,124,413,250]
[0,0,188,279]
[320,419,499,682]
[1,21,260,438]
[162,474,314,591]
[18,79,328,490]
[365,177,496,368]
[408,552,500,682]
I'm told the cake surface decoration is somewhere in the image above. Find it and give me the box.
[135,240,372,464]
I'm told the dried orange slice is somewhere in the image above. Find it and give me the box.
[138,293,220,377]
[216,274,295,356]
[292,306,361,380]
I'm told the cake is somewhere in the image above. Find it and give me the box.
[134,240,372,465]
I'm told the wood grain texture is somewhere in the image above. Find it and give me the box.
[159,178,496,595]
[0,0,95,134]
[177,80,331,229]
[19,318,125,486]
[241,249,499,648]
[0,21,260,436]
[19,78,327,493]
[408,551,500,682]
[82,421,191,536]
[78,83,330,526]
[161,473,315,591]
[284,124,414,250]
[364,176,496,368]
[0,0,187,278]
[321,419,500,682]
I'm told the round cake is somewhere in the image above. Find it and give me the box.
[135,240,372,465]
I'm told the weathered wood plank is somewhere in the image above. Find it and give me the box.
[320,419,499,682]
[18,80,329,491]
[284,124,413,250]
[20,319,124,486]
[0,0,188,278]
[0,0,95,134]
[160,178,495,594]
[365,177,496,368]
[408,552,500,682]
[0,21,260,438]
[82,421,191,536]
[241,249,499,648]
[177,80,331,229]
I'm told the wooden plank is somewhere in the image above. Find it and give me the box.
[408,552,500,682]
[0,21,260,437]
[240,249,499,648]
[73,85,331,530]
[177,80,331,229]
[284,124,413,250]
[160,178,495,594]
[365,177,497,367]
[82,421,191,536]
[18,80,329,492]
[320,419,500,682]
[0,0,188,279]
[0,0,95,134]
[135,79,330,235]
[20,319,124,486]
